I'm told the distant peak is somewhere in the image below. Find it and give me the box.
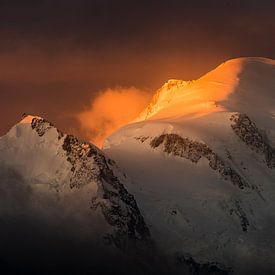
[20,114,43,124]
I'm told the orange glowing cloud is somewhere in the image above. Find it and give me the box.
[77,87,151,148]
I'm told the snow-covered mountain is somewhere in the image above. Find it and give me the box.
[0,115,152,274]
[1,57,275,274]
[104,57,275,274]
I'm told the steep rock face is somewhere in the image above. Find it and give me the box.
[31,116,64,139]
[150,134,249,190]
[230,113,275,168]
[60,133,151,248]
[147,133,253,233]
[0,116,151,252]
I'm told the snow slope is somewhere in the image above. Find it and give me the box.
[0,115,151,273]
[134,57,275,124]
[104,57,275,274]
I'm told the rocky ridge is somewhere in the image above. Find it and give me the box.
[230,113,275,168]
[149,133,249,190]
[29,116,152,250]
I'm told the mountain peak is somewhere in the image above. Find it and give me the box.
[104,57,275,274]
[134,57,275,122]
[0,113,152,254]
[20,114,43,124]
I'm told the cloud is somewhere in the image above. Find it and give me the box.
[77,87,151,147]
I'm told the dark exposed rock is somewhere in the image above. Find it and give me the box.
[149,134,249,189]
[29,116,151,251]
[219,198,251,233]
[134,136,150,143]
[31,118,53,136]
[175,253,232,275]
[229,200,250,232]
[145,134,253,231]
[230,113,275,168]
[62,135,98,188]
[31,117,64,139]
[62,134,151,250]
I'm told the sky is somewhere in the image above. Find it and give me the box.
[0,0,274,145]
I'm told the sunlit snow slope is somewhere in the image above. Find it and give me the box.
[104,57,275,274]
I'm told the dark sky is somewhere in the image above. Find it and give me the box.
[0,0,274,139]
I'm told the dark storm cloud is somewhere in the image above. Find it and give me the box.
[0,0,274,139]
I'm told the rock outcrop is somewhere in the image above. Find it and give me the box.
[230,113,275,168]
[149,134,249,190]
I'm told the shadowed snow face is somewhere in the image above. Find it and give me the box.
[0,167,115,274]
[0,118,153,275]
